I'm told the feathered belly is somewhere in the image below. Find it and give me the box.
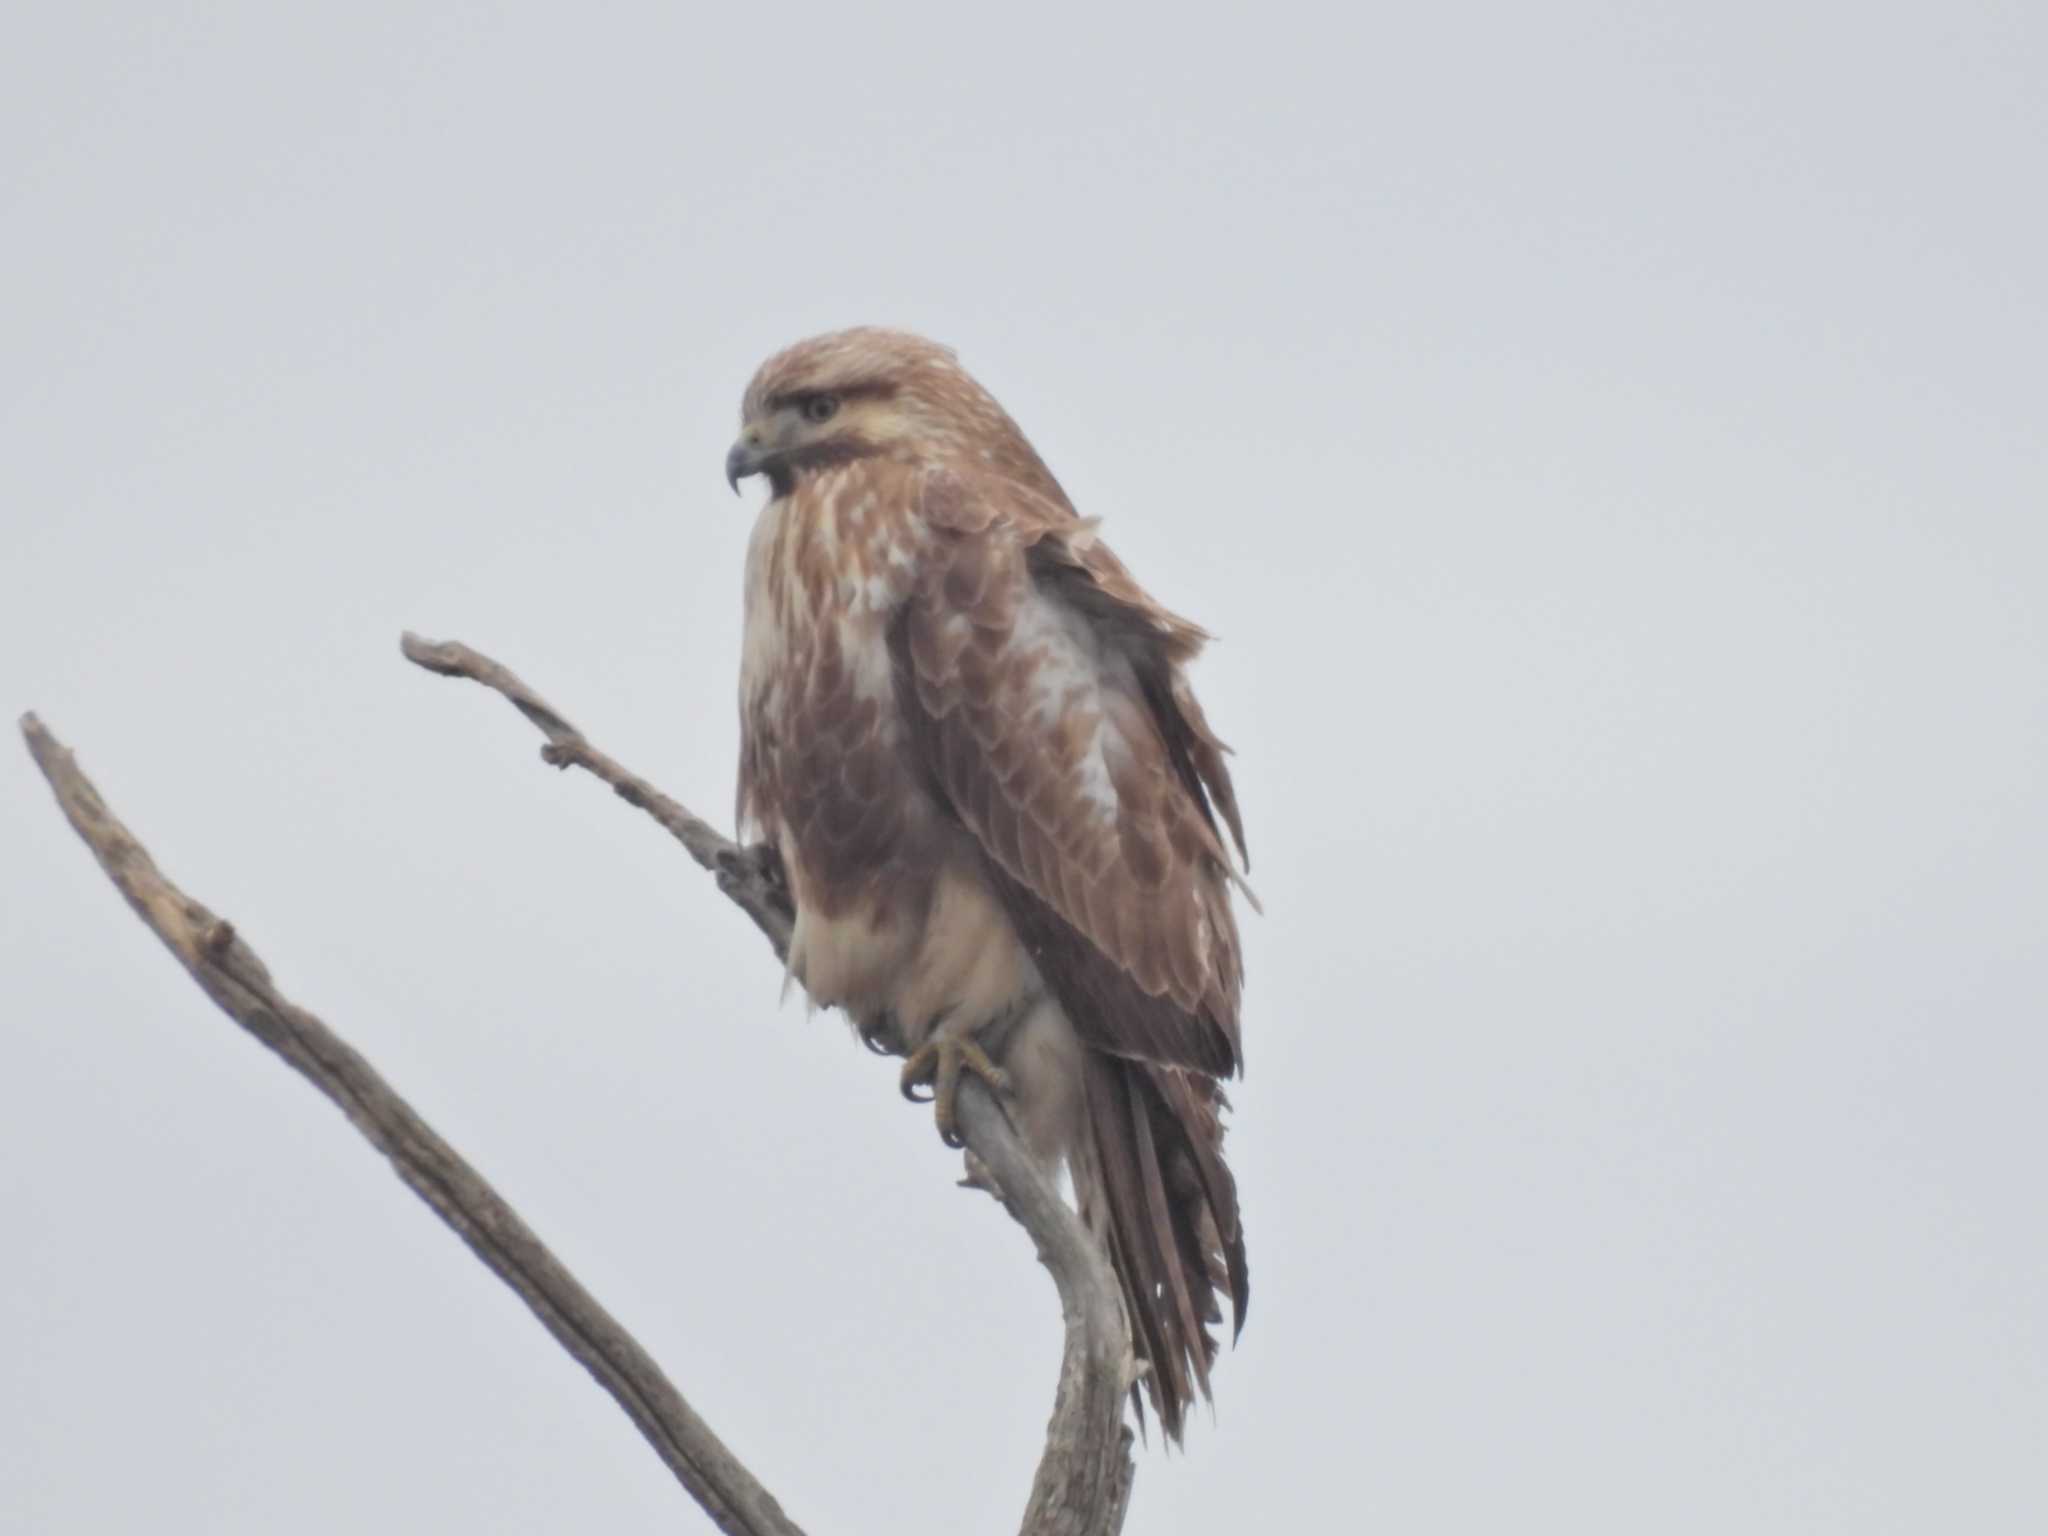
[786,843,1039,1050]
[739,519,1037,1047]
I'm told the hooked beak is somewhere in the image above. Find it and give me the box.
[725,431,766,495]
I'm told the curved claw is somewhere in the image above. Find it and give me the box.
[897,1033,1011,1148]
[859,1011,903,1058]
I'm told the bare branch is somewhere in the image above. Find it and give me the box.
[956,1081,1139,1536]
[401,634,1138,1535]
[18,712,806,1536]
[400,632,794,957]
[25,625,1139,1535]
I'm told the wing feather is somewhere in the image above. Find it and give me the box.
[890,471,1246,1076]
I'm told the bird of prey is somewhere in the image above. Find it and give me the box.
[726,327,1250,1440]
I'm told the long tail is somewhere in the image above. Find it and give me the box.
[1072,1051,1249,1443]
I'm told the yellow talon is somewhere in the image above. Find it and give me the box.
[899,1034,1011,1148]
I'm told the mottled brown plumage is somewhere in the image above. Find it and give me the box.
[728,328,1249,1440]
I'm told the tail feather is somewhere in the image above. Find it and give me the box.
[1126,1066,1211,1402]
[1074,1051,1248,1442]
[1153,1066,1250,1341]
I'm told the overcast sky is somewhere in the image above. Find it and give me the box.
[5,3,2044,1532]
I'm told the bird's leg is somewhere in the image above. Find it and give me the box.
[900,1031,1011,1149]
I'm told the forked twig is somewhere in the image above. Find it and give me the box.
[21,631,1137,1536]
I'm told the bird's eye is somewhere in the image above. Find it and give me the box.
[801,393,840,424]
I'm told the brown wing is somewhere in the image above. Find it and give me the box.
[889,472,1247,1077]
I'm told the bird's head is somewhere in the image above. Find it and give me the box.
[726,327,1036,497]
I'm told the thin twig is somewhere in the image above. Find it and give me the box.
[399,632,795,958]
[401,633,1138,1536]
[19,713,806,1536]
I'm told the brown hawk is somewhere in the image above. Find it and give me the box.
[726,328,1250,1440]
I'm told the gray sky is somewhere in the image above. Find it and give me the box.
[5,3,2044,1531]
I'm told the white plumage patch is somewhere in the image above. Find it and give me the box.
[1012,588,1124,822]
